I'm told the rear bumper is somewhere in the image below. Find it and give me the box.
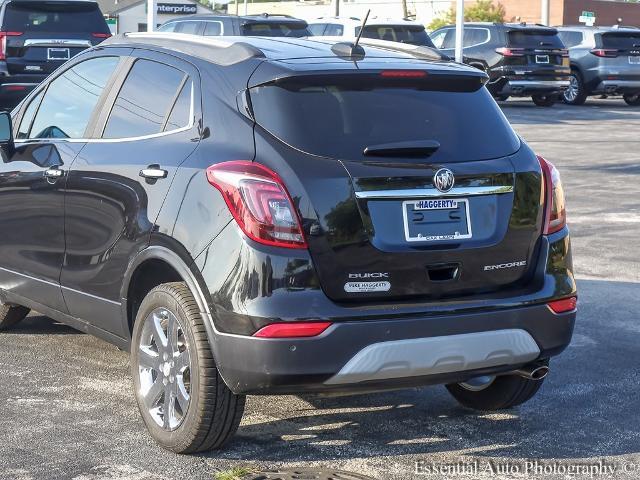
[199,225,577,395]
[212,305,575,395]
[593,79,640,95]
[498,79,570,96]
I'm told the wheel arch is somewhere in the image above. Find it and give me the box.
[121,245,214,344]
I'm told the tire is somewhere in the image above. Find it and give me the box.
[531,94,557,107]
[446,372,545,410]
[0,302,30,331]
[131,282,245,453]
[623,93,640,106]
[494,95,510,102]
[563,72,588,105]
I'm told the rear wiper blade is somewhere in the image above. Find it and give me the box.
[363,140,440,158]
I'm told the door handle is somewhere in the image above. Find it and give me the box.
[139,165,168,180]
[44,166,64,180]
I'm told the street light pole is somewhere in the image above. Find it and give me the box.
[334,0,339,17]
[455,0,464,63]
[147,0,156,32]
[541,0,550,25]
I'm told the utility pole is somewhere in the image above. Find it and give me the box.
[146,0,156,32]
[334,0,339,17]
[455,0,464,63]
[244,0,248,15]
[541,0,550,26]
[401,0,408,19]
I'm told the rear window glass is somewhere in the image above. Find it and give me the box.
[360,25,435,47]
[600,32,640,50]
[241,22,310,37]
[250,78,520,162]
[3,1,109,34]
[508,30,563,48]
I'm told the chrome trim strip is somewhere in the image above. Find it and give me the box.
[508,80,570,87]
[24,39,92,47]
[354,185,513,200]
[15,81,195,145]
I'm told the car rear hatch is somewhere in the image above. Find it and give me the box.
[500,27,569,79]
[1,0,110,76]
[248,60,545,302]
[593,31,640,80]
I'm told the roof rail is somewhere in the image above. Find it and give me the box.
[118,32,265,66]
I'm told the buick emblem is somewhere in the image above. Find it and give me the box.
[433,168,455,193]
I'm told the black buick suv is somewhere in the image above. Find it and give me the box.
[430,22,571,106]
[0,33,577,452]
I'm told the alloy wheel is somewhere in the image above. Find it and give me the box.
[137,307,191,431]
[563,75,579,103]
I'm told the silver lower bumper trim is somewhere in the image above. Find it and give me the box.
[596,80,640,90]
[324,329,540,385]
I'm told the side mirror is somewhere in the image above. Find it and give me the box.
[0,111,15,157]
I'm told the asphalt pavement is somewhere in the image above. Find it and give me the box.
[1,98,639,480]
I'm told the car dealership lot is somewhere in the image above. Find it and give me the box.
[1,99,639,480]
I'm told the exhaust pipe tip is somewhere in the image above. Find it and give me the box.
[514,364,549,381]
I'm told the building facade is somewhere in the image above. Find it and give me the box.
[98,0,215,33]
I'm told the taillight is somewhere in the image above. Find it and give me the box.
[495,47,525,56]
[0,31,23,61]
[253,321,332,338]
[92,32,112,39]
[590,49,619,58]
[547,296,577,314]
[538,156,566,235]
[206,161,307,249]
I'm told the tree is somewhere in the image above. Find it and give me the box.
[428,0,506,32]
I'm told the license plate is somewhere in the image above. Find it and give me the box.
[536,55,550,64]
[402,198,472,243]
[629,56,640,64]
[47,47,70,60]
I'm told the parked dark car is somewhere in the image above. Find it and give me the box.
[430,22,571,106]
[157,13,311,38]
[0,33,576,452]
[0,0,110,109]
[556,26,640,106]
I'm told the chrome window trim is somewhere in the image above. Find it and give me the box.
[24,39,92,47]
[17,78,195,144]
[354,185,514,200]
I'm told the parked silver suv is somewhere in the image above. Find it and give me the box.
[556,26,640,106]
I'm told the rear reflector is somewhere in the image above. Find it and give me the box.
[547,297,577,314]
[92,33,112,38]
[253,322,332,338]
[3,85,25,91]
[380,70,427,78]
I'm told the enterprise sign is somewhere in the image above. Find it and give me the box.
[157,3,198,14]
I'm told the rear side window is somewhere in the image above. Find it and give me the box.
[325,24,344,36]
[164,81,192,132]
[203,21,223,36]
[599,32,640,50]
[508,30,564,48]
[174,21,202,34]
[158,22,177,32]
[464,28,489,47]
[241,22,310,37]
[360,25,435,47]
[308,23,327,36]
[250,77,520,162]
[103,59,187,139]
[558,31,583,48]
[2,1,110,34]
[29,56,119,139]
